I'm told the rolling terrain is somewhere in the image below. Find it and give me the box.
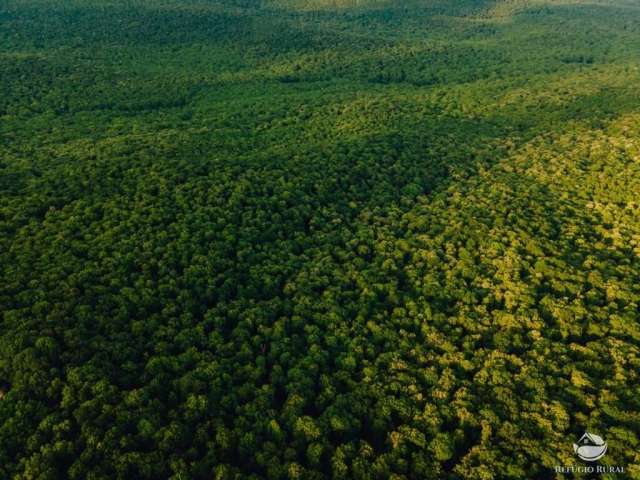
[1,0,640,478]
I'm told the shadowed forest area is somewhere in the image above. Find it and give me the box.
[1,0,640,478]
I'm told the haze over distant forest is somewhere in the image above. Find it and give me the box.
[1,0,640,478]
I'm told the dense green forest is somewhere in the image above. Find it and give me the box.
[2,0,640,478]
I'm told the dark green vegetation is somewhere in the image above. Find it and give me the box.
[2,0,640,478]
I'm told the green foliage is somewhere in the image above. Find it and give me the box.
[2,0,640,478]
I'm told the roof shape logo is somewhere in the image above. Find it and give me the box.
[573,432,607,462]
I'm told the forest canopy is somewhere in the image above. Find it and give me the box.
[1,0,640,478]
